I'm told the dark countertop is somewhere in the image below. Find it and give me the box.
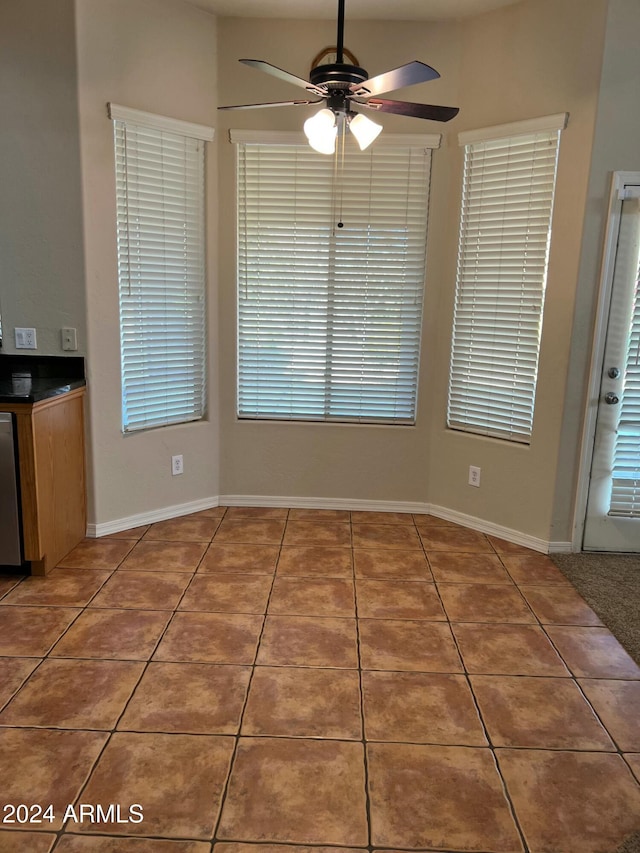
[0,354,85,405]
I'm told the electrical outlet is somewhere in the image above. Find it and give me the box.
[15,327,37,349]
[468,465,481,487]
[171,454,184,476]
[61,327,78,351]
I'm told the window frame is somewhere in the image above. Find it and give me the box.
[447,113,568,444]
[233,130,440,426]
[109,103,214,434]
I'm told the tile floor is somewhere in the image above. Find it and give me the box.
[0,507,639,852]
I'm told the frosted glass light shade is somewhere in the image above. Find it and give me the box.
[304,108,337,155]
[349,113,383,150]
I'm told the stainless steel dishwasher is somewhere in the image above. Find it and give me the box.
[0,412,23,565]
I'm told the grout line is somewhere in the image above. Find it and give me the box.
[419,529,532,853]
[210,507,287,844]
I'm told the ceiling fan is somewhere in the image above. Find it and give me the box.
[218,0,459,154]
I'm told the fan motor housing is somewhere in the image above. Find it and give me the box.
[309,63,368,89]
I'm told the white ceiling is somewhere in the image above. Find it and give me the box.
[183,0,521,21]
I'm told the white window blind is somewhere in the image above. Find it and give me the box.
[111,105,212,433]
[448,114,566,443]
[610,257,640,517]
[235,134,436,423]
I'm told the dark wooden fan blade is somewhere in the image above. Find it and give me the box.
[362,98,459,122]
[218,99,323,111]
[240,59,322,93]
[354,61,440,96]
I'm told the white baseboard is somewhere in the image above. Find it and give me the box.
[87,493,572,553]
[426,503,553,554]
[87,496,219,538]
[218,493,431,515]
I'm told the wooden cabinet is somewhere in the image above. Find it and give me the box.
[4,387,86,575]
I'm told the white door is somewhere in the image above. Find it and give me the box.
[584,184,640,551]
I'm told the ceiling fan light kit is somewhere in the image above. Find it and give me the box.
[219,0,459,154]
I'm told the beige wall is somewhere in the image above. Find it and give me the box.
[216,1,610,545]
[216,16,460,503]
[75,0,220,525]
[0,0,87,355]
[426,0,608,541]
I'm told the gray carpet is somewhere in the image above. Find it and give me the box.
[617,831,640,853]
[551,552,640,664]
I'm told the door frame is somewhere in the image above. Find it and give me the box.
[573,171,640,550]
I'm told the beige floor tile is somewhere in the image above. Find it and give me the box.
[0,575,27,598]
[359,619,463,672]
[0,606,81,656]
[276,546,353,577]
[367,742,523,850]
[224,506,289,521]
[626,754,640,784]
[218,737,368,845]
[287,508,351,521]
[413,515,467,531]
[353,548,431,579]
[355,579,445,620]
[118,662,251,734]
[520,585,604,625]
[487,537,537,556]
[352,524,421,550]
[350,511,414,525]
[438,582,536,623]
[214,519,285,545]
[428,551,513,584]
[179,573,271,613]
[501,553,572,585]
[199,543,279,574]
[0,728,107,829]
[103,525,150,540]
[452,623,571,676]
[257,616,359,668]
[470,675,614,750]
[419,527,494,553]
[242,666,362,739]
[215,846,361,853]
[144,517,220,542]
[546,626,640,678]
[50,609,170,660]
[362,671,486,745]
[89,570,191,610]
[76,732,234,838]
[497,748,640,853]
[268,578,355,617]
[0,657,41,706]
[56,838,211,852]
[118,540,207,573]
[0,658,144,729]
[57,538,135,570]
[579,679,640,751]
[284,521,351,547]
[154,612,263,664]
[1,569,110,608]
[0,831,56,852]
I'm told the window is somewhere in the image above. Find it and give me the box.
[447,114,567,443]
[234,131,439,424]
[110,104,213,433]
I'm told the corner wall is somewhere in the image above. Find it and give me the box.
[216,17,461,504]
[0,0,87,355]
[75,0,220,525]
[426,0,608,542]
